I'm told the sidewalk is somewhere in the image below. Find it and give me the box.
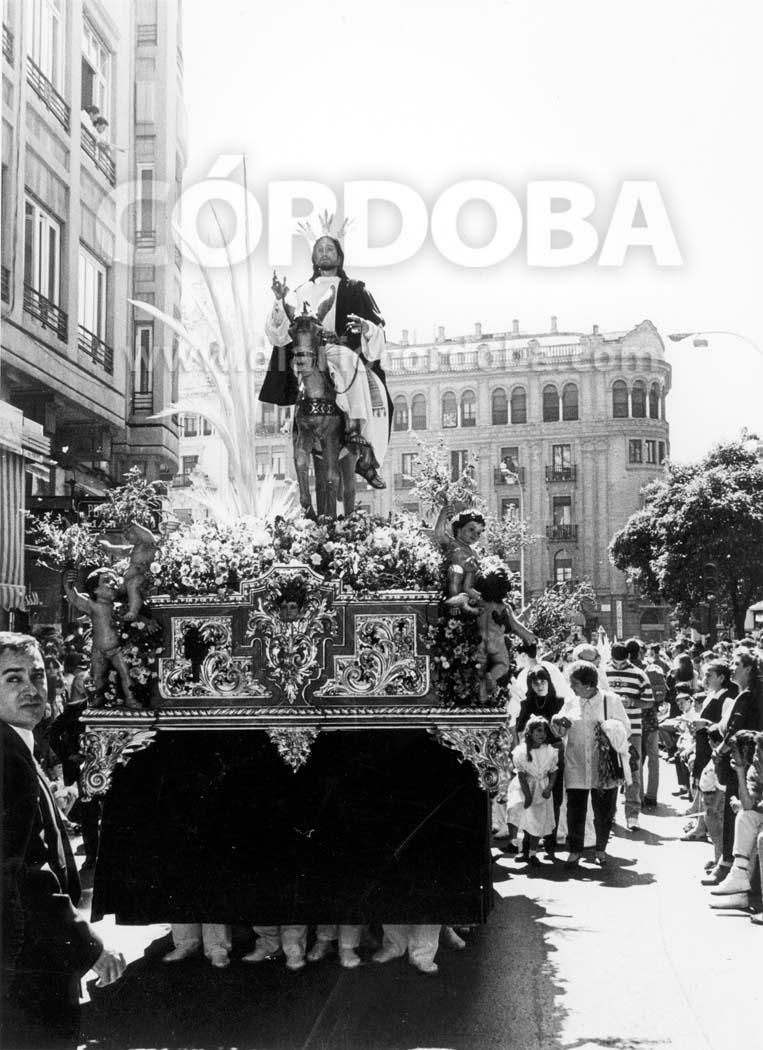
[74,755,761,1049]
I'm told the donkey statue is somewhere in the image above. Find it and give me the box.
[285,290,381,519]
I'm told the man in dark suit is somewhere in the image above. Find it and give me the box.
[1,632,125,1048]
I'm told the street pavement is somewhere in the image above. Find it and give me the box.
[76,759,761,1050]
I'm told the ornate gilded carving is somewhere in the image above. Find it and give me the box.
[429,724,513,795]
[246,567,338,704]
[266,727,319,772]
[159,616,267,699]
[80,727,157,798]
[317,614,428,697]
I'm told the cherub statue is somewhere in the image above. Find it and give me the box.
[431,505,487,612]
[63,569,138,708]
[99,521,157,621]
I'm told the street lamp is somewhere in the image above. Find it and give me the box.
[668,330,762,354]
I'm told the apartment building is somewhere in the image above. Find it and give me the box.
[0,0,186,621]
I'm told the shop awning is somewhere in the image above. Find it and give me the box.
[0,446,26,610]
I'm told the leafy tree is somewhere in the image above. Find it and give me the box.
[609,438,763,635]
[523,578,597,655]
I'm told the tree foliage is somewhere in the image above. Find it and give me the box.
[609,438,763,634]
[523,578,597,655]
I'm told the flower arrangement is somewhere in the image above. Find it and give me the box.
[27,515,104,572]
[94,466,163,530]
[112,614,163,707]
[152,511,442,598]
[406,439,484,516]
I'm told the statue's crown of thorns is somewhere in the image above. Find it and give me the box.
[296,209,354,247]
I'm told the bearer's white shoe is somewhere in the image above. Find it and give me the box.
[307,939,332,962]
[339,948,362,969]
[162,946,200,962]
[372,946,404,964]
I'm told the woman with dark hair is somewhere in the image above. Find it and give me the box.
[517,668,564,732]
[516,669,565,854]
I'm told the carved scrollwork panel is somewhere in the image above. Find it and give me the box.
[429,724,513,795]
[159,616,268,700]
[80,728,157,798]
[245,568,339,704]
[316,614,428,698]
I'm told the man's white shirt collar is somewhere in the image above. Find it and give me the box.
[8,723,35,755]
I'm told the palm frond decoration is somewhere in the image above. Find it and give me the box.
[132,192,294,522]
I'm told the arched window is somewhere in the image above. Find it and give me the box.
[632,380,647,418]
[460,389,477,427]
[411,394,427,430]
[543,384,560,422]
[554,549,573,584]
[442,392,458,428]
[562,383,579,421]
[393,395,409,431]
[612,380,628,418]
[510,386,527,424]
[491,387,508,425]
[649,382,660,419]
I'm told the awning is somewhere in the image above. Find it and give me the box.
[0,447,26,610]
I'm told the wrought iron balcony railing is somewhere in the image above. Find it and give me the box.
[131,392,154,414]
[546,524,578,542]
[27,56,70,131]
[3,23,13,64]
[494,466,526,485]
[77,324,114,374]
[23,284,68,340]
[545,464,577,483]
[82,127,117,185]
[1,265,9,303]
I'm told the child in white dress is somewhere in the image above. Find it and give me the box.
[506,716,559,865]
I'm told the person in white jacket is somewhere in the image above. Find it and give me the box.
[552,661,631,869]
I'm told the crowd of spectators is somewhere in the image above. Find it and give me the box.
[493,633,763,924]
[24,625,101,870]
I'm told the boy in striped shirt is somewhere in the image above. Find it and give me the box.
[604,642,655,831]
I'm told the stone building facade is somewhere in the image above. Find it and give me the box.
[0,0,185,620]
[236,317,673,641]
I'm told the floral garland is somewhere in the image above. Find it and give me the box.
[151,511,442,598]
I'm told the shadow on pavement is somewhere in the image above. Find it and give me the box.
[80,899,569,1050]
[493,853,656,889]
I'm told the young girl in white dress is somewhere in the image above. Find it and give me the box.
[506,716,559,865]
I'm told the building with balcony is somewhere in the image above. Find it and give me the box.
[1,0,186,622]
[243,316,672,640]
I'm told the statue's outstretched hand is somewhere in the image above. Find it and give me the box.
[271,271,289,301]
[346,313,370,338]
